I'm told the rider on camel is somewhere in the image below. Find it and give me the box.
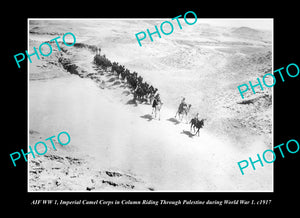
[175,97,187,118]
[152,93,161,114]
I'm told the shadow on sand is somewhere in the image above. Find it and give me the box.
[122,90,131,96]
[180,130,195,138]
[126,99,137,106]
[140,114,153,121]
[166,117,180,125]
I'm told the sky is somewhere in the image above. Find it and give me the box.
[199,19,273,31]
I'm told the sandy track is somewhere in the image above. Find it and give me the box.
[28,17,273,191]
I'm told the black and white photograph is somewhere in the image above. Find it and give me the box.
[4,4,300,211]
[27,18,273,192]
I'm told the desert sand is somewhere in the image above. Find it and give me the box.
[28,19,273,191]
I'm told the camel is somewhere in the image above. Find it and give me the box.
[152,98,163,120]
[175,103,192,122]
[190,118,206,136]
